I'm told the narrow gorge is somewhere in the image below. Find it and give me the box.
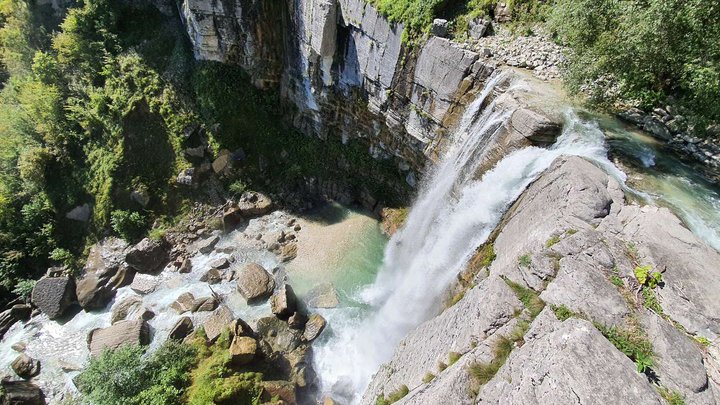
[1,0,719,405]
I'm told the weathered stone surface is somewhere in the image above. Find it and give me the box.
[110,296,143,324]
[302,313,327,342]
[170,292,196,314]
[11,354,40,379]
[271,284,297,318]
[256,316,304,353]
[288,312,308,330]
[641,312,715,403]
[65,203,91,222]
[125,238,169,273]
[196,235,220,254]
[0,380,45,404]
[169,317,194,341]
[31,276,76,319]
[191,296,219,312]
[305,282,340,308]
[88,320,149,356]
[203,305,234,342]
[540,255,631,327]
[178,258,192,274]
[510,108,563,143]
[229,336,257,365]
[260,380,297,405]
[129,274,158,295]
[200,268,223,284]
[76,238,132,310]
[209,256,230,269]
[237,263,275,302]
[0,305,31,340]
[222,204,244,232]
[476,319,663,404]
[363,275,522,401]
[431,18,448,37]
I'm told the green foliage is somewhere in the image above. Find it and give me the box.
[641,286,664,315]
[376,385,409,405]
[545,235,561,248]
[517,254,531,268]
[468,335,514,387]
[549,0,720,127]
[658,387,685,405]
[504,277,545,318]
[695,336,711,346]
[228,180,248,196]
[610,275,624,288]
[76,342,198,405]
[422,373,435,383]
[550,304,575,321]
[593,322,654,374]
[11,278,35,300]
[110,210,147,242]
[633,265,663,288]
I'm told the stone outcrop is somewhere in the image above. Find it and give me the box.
[0,305,31,340]
[125,238,169,274]
[203,305,234,342]
[0,380,45,405]
[169,316,194,341]
[88,320,150,356]
[270,284,297,318]
[31,276,76,319]
[76,238,133,310]
[362,156,719,404]
[11,354,40,379]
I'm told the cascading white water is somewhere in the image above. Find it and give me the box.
[312,74,626,403]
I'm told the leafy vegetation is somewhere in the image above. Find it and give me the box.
[376,385,409,405]
[110,209,148,242]
[550,304,575,321]
[633,265,663,289]
[548,0,720,131]
[11,278,35,300]
[503,277,545,318]
[593,321,654,374]
[76,342,198,405]
[658,387,685,405]
[545,234,561,248]
[517,254,531,268]
[695,336,711,346]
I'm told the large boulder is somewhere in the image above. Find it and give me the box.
[125,238,169,274]
[229,336,257,365]
[10,354,40,379]
[169,317,194,341]
[170,292,196,314]
[195,235,220,254]
[302,314,327,342]
[237,263,275,302]
[0,380,45,405]
[238,192,273,217]
[129,274,158,295]
[31,276,76,319]
[88,320,150,356]
[305,282,339,308]
[223,204,244,232]
[510,108,563,143]
[203,305,234,342]
[270,284,297,319]
[110,296,144,324]
[76,238,133,310]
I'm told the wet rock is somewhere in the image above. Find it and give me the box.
[76,238,132,311]
[31,276,76,319]
[196,235,220,254]
[510,108,563,143]
[88,320,149,356]
[125,238,169,274]
[170,292,196,314]
[261,380,297,404]
[11,354,40,379]
[191,296,219,312]
[0,380,45,404]
[209,257,230,269]
[178,258,193,274]
[256,316,304,353]
[0,305,32,340]
[223,204,244,233]
[238,192,273,217]
[237,263,275,302]
[271,284,297,319]
[200,268,223,284]
[10,342,26,353]
[110,296,143,324]
[169,317,194,341]
[302,314,327,342]
[203,305,234,342]
[288,312,308,330]
[230,318,255,337]
[305,282,340,309]
[65,203,91,222]
[130,274,158,295]
[229,336,257,365]
[643,116,672,140]
[278,243,298,263]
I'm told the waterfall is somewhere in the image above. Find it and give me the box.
[312,74,624,403]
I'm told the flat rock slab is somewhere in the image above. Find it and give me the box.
[305,282,339,308]
[203,305,234,342]
[130,274,158,295]
[125,238,169,273]
[89,320,149,356]
[237,263,275,302]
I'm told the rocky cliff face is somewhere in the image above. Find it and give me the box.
[181,0,501,180]
[363,156,720,404]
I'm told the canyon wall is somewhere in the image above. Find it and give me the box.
[180,0,502,183]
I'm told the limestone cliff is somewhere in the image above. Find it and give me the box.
[181,0,503,180]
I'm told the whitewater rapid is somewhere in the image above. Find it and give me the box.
[312,74,627,403]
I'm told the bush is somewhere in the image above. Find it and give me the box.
[12,279,36,300]
[76,341,198,405]
[593,322,654,374]
[110,209,147,242]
